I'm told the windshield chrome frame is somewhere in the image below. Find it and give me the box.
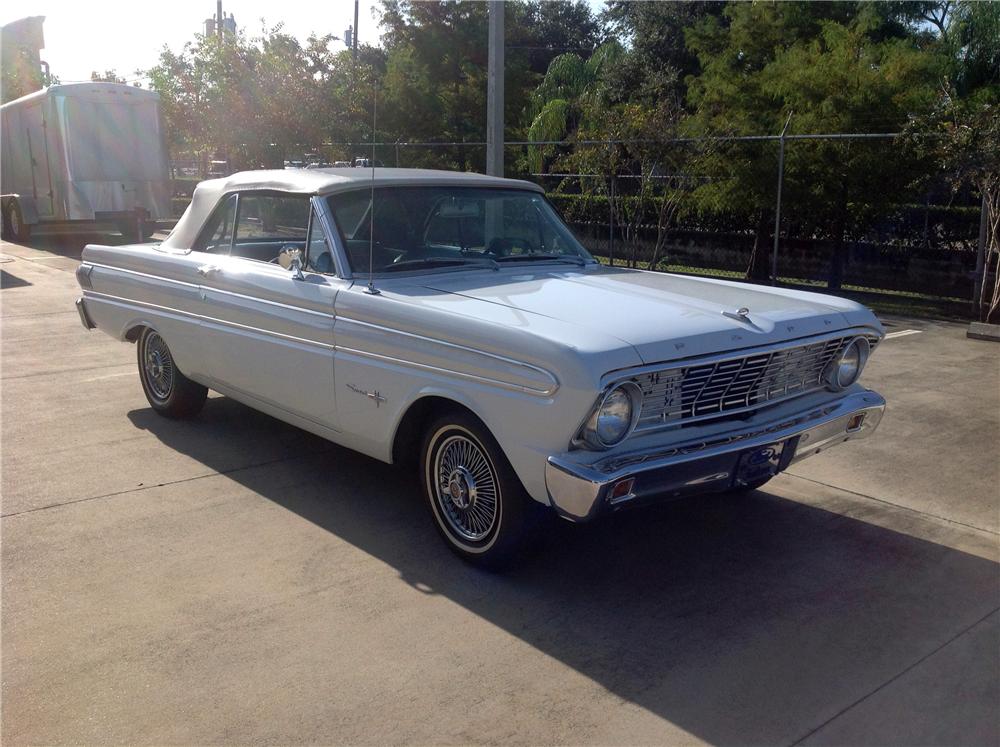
[311,194,354,280]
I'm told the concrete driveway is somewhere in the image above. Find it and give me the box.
[2,233,998,745]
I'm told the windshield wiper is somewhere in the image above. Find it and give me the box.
[380,257,498,272]
[494,253,588,266]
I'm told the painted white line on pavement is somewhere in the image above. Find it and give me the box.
[884,329,923,339]
[82,371,136,382]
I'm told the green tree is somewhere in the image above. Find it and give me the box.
[90,70,129,84]
[377,0,599,170]
[378,0,488,170]
[601,0,724,106]
[685,2,938,284]
[904,1,1000,320]
[527,40,698,269]
[146,27,360,169]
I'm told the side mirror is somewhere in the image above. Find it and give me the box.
[278,246,305,280]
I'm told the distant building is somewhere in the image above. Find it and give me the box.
[1,16,47,103]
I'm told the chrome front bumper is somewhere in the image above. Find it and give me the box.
[545,390,886,522]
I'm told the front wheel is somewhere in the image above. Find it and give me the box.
[137,327,207,419]
[421,411,540,569]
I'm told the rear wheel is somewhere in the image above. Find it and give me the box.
[421,411,540,569]
[137,328,207,419]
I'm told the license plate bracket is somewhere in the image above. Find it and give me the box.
[734,438,797,486]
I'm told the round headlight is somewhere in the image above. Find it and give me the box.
[826,337,870,390]
[583,382,641,449]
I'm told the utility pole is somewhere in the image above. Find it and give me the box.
[770,111,793,285]
[486,0,504,177]
[353,0,359,61]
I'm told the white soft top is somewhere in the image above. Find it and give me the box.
[162,168,543,250]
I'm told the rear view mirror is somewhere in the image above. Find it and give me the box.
[438,199,481,218]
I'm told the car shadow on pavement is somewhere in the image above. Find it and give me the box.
[128,397,1000,745]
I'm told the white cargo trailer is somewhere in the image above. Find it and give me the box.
[1,82,171,242]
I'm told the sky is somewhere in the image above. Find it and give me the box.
[4,0,608,85]
[2,0,383,84]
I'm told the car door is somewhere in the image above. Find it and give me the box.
[195,191,343,430]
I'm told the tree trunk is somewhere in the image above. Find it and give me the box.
[984,182,1000,324]
[745,211,771,283]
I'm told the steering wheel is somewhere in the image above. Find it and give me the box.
[487,237,537,257]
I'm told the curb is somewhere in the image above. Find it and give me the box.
[966,322,1000,342]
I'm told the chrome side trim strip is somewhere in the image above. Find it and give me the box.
[84,291,335,351]
[336,316,559,394]
[88,261,199,289]
[336,345,557,396]
[84,292,555,395]
[87,261,339,319]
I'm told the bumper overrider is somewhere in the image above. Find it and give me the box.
[545,389,885,521]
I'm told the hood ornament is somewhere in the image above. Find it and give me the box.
[722,307,751,323]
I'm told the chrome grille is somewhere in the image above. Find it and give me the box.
[633,335,869,430]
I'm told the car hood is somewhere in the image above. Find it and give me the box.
[422,265,878,364]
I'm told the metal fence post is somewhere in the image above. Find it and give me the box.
[771,113,793,285]
[609,176,615,267]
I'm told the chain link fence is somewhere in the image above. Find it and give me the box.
[170,134,992,318]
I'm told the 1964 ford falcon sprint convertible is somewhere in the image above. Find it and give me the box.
[76,168,886,567]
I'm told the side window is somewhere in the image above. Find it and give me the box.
[305,206,336,274]
[193,194,236,254]
[232,194,310,263]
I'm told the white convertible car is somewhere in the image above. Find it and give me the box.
[76,169,886,566]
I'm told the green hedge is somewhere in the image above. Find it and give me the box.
[548,193,981,250]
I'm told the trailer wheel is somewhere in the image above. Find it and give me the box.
[3,200,31,242]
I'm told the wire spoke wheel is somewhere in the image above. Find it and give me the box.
[141,331,175,402]
[433,433,500,542]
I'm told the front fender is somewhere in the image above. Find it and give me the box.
[333,345,592,505]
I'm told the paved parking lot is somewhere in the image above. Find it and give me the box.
[2,233,998,745]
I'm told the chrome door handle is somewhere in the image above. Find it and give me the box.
[197,264,222,276]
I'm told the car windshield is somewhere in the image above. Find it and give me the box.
[326,186,594,274]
